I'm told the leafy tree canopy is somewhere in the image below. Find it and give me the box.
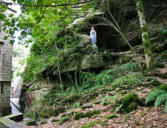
[0,0,98,82]
[0,0,96,44]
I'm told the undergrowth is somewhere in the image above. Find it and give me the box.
[23,62,159,119]
[146,85,167,112]
[112,72,146,89]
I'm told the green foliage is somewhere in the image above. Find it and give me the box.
[140,112,147,117]
[101,93,121,106]
[25,98,66,120]
[22,35,80,83]
[59,114,70,124]
[112,72,145,89]
[74,110,100,120]
[145,88,167,112]
[68,70,114,93]
[159,27,167,42]
[81,121,97,128]
[72,103,81,109]
[24,85,109,120]
[145,90,167,104]
[95,71,114,86]
[81,120,107,128]
[121,92,138,106]
[154,62,165,68]
[78,62,138,90]
[118,92,139,113]
[160,51,167,60]
[154,94,167,107]
[108,62,137,78]
[155,84,167,91]
[104,114,117,120]
[79,72,96,90]
[25,120,37,126]
[165,101,167,113]
[101,96,113,106]
[14,0,97,83]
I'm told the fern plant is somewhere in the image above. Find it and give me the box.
[95,70,114,86]
[112,72,145,89]
[110,62,137,78]
[101,93,121,106]
[145,89,167,112]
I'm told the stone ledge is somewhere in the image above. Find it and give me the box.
[0,113,23,128]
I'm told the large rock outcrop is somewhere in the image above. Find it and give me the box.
[20,0,167,112]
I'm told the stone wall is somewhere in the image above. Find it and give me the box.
[0,30,13,81]
[0,33,12,117]
[0,5,14,117]
[0,82,11,117]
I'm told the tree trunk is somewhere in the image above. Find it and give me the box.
[135,0,153,69]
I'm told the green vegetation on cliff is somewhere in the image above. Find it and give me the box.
[1,0,167,127]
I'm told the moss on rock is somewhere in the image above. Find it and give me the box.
[104,114,117,120]
[74,110,100,120]
[59,114,70,124]
[154,84,167,91]
[81,120,107,128]
[124,102,138,113]
[120,92,139,113]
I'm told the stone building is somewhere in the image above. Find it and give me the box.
[0,3,15,116]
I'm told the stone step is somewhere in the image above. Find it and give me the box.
[0,113,23,128]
